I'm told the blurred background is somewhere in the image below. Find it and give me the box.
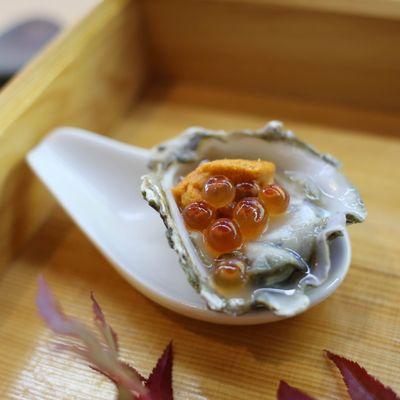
[0,0,99,85]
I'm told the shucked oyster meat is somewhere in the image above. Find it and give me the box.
[141,122,366,317]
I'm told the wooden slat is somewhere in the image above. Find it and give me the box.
[222,0,400,20]
[0,0,148,268]
[143,0,400,114]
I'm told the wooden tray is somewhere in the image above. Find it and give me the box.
[0,1,399,398]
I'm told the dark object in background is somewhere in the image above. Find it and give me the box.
[0,19,60,86]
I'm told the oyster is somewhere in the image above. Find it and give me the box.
[141,121,366,316]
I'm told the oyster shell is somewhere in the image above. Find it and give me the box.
[141,121,366,316]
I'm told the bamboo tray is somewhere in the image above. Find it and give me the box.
[0,1,399,398]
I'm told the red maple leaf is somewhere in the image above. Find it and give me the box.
[277,381,316,400]
[326,351,400,400]
[142,342,173,400]
[277,352,400,400]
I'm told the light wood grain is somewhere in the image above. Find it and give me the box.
[221,0,400,20]
[0,82,399,399]
[142,0,400,114]
[0,0,399,399]
[0,0,147,268]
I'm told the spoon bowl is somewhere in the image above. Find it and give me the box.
[27,127,351,325]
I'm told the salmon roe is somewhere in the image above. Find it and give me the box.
[204,218,242,255]
[213,257,246,287]
[202,175,235,208]
[235,181,259,201]
[182,201,215,231]
[217,202,236,219]
[179,173,289,260]
[259,184,290,215]
[233,197,268,241]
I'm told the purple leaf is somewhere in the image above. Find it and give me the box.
[326,351,400,400]
[91,292,119,355]
[122,362,147,383]
[37,275,86,336]
[277,381,317,400]
[36,275,148,398]
[90,294,145,386]
[145,342,174,400]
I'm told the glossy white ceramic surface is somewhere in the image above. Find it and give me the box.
[27,127,351,325]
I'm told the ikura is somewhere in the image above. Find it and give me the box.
[179,172,288,257]
[235,181,259,201]
[202,175,235,208]
[217,202,236,219]
[259,184,290,215]
[182,201,215,231]
[213,257,246,287]
[233,197,268,241]
[204,218,242,255]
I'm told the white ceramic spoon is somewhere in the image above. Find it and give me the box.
[26,127,351,325]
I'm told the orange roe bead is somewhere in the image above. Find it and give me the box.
[204,218,242,255]
[217,202,236,219]
[235,181,259,201]
[259,184,290,215]
[213,257,246,287]
[202,175,235,208]
[233,197,268,241]
[182,201,215,231]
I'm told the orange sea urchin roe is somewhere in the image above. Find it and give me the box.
[213,257,246,287]
[182,201,215,231]
[233,197,268,241]
[172,159,275,208]
[202,175,235,208]
[259,184,290,215]
[235,181,259,201]
[204,218,242,255]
